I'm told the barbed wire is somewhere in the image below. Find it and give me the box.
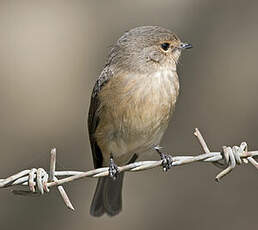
[0,128,257,210]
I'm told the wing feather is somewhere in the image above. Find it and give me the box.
[88,67,113,168]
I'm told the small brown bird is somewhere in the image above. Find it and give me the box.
[88,26,191,217]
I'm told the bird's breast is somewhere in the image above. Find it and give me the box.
[96,68,179,163]
[101,68,179,127]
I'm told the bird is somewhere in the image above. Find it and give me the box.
[88,25,191,217]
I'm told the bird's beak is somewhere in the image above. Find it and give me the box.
[179,42,192,49]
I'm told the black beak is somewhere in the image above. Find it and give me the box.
[179,42,192,49]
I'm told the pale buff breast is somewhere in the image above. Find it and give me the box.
[95,68,179,165]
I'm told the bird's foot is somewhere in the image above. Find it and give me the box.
[160,153,173,172]
[154,146,173,172]
[109,157,119,180]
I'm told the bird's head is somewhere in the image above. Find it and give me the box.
[107,26,192,74]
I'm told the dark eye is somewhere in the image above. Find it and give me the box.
[161,42,170,51]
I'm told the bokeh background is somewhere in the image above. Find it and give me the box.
[0,0,257,229]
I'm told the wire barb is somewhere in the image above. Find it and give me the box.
[0,129,257,210]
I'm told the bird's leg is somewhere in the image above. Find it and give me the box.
[108,154,119,180]
[154,146,173,172]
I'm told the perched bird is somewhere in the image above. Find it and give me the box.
[88,26,191,217]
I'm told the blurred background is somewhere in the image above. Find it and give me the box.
[0,0,257,229]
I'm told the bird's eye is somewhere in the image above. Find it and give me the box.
[161,42,170,51]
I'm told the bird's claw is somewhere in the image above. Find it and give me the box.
[154,146,173,172]
[160,153,173,172]
[109,157,119,180]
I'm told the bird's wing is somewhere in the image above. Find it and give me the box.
[88,67,113,168]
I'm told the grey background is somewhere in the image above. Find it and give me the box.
[0,0,257,229]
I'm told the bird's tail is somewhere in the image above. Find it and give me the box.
[90,173,124,217]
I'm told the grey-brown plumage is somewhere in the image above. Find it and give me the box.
[88,26,191,217]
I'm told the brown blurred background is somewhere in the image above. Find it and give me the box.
[0,0,257,229]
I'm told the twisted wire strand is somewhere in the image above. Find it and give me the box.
[0,129,257,210]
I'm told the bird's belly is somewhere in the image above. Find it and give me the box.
[96,70,179,165]
[112,107,169,153]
